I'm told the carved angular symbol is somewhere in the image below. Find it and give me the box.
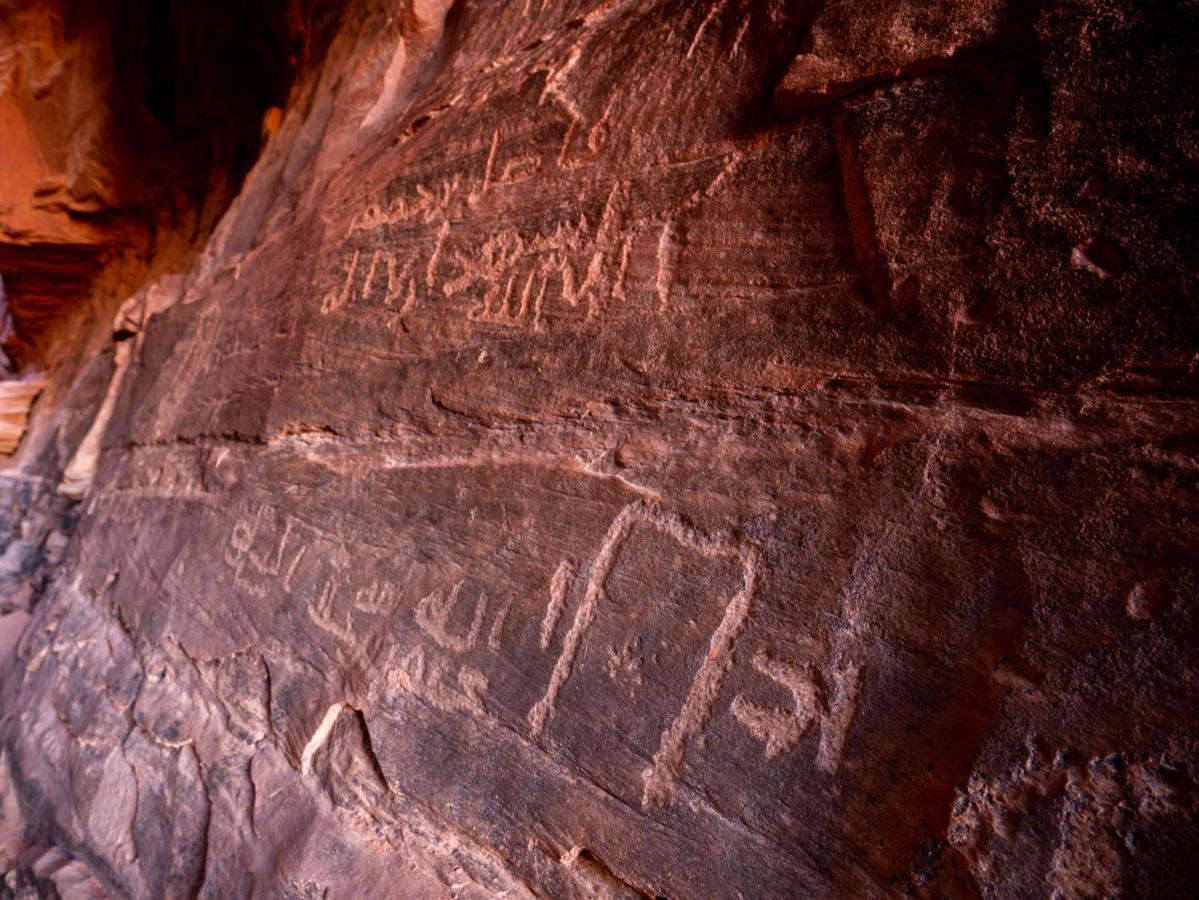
[414,580,488,653]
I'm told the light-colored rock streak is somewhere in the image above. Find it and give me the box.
[58,340,132,499]
[300,702,347,774]
[539,560,575,649]
[0,378,44,456]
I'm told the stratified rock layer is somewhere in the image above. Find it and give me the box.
[2,1,1197,897]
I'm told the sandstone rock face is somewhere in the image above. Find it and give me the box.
[1,1,1197,897]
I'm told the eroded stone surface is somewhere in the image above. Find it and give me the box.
[0,1,1196,897]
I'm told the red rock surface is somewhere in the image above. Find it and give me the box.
[1,1,1196,897]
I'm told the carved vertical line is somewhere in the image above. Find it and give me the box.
[517,270,537,320]
[533,272,548,331]
[527,503,642,738]
[830,112,892,313]
[656,219,678,313]
[481,128,499,196]
[539,559,576,649]
[816,663,861,774]
[641,545,760,807]
[426,220,451,291]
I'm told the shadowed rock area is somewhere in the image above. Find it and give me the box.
[0,0,1197,897]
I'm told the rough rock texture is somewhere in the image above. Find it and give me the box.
[0,0,299,382]
[1,0,1197,897]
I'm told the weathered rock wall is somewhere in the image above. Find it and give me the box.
[1,1,1197,897]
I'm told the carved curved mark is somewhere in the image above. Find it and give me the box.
[731,650,863,774]
[730,652,822,758]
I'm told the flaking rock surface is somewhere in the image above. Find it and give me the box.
[1,1,1197,897]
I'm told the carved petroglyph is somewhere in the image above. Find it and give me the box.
[540,560,575,649]
[331,147,739,332]
[642,540,758,808]
[222,506,413,649]
[387,643,491,716]
[426,220,451,290]
[224,505,307,591]
[729,15,751,58]
[355,579,401,615]
[345,131,524,242]
[539,43,584,164]
[310,575,356,642]
[383,573,515,716]
[224,507,264,576]
[687,0,729,60]
[730,652,822,758]
[321,248,415,316]
[321,249,360,314]
[445,176,645,325]
[444,212,624,326]
[576,179,632,320]
[348,178,468,234]
[457,666,489,712]
[414,580,489,653]
[306,549,408,643]
[445,229,530,319]
[222,490,858,810]
[478,128,500,198]
[655,219,679,313]
[488,597,511,652]
[526,500,760,808]
[605,638,644,685]
[816,662,861,774]
[650,153,743,314]
[499,153,542,185]
[731,651,861,773]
